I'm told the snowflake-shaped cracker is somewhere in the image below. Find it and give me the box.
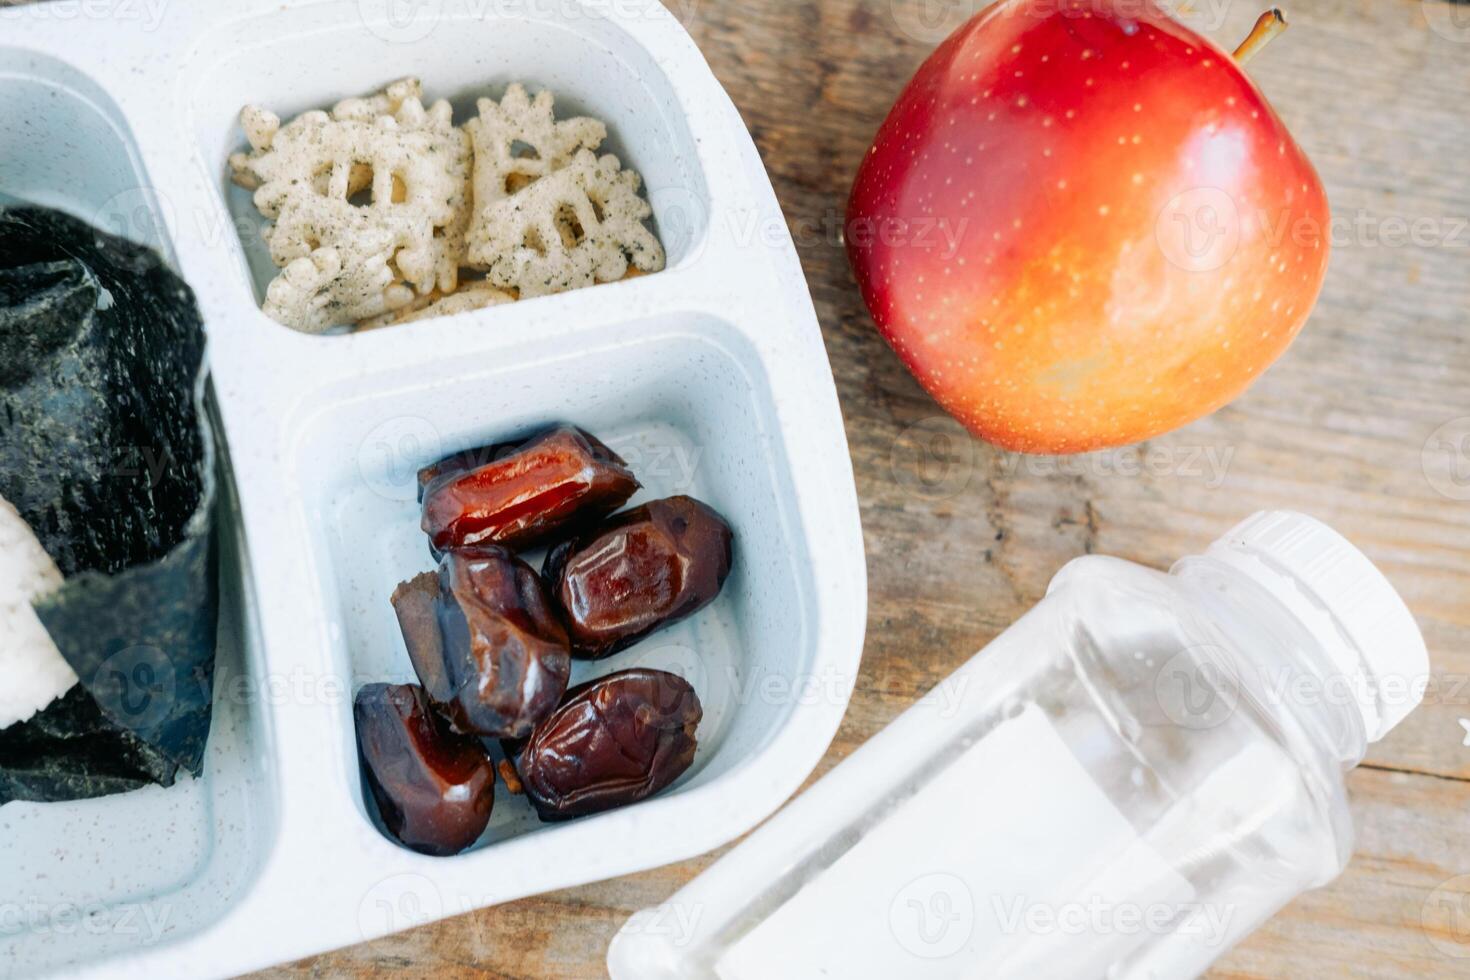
[261,239,416,333]
[466,149,666,298]
[229,78,471,331]
[358,280,516,330]
[464,84,606,225]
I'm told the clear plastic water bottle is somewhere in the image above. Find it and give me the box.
[608,512,1429,979]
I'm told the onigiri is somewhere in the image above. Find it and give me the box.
[0,495,78,729]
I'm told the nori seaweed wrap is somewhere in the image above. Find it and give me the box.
[0,206,219,806]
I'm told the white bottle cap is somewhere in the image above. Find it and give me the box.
[1205,511,1429,742]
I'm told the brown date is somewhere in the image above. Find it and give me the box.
[507,669,701,821]
[354,683,496,856]
[543,496,734,659]
[392,546,570,739]
[420,426,639,553]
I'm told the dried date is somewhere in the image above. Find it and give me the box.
[543,496,734,659]
[420,426,639,553]
[507,669,702,821]
[392,546,570,739]
[355,683,496,857]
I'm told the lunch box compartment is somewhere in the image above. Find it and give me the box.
[0,52,277,977]
[288,314,812,851]
[0,511,273,975]
[0,471,277,977]
[0,48,174,262]
[185,1,712,318]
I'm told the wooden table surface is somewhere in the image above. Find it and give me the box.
[254,0,1469,976]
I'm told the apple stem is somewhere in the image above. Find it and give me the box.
[1233,9,1288,65]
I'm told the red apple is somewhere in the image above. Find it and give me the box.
[847,1,1330,453]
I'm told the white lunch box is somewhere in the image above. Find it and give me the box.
[0,1,867,975]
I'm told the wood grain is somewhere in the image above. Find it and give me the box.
[255,0,1470,976]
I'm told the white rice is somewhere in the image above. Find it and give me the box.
[0,496,78,729]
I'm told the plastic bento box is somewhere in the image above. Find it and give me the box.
[0,1,867,975]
